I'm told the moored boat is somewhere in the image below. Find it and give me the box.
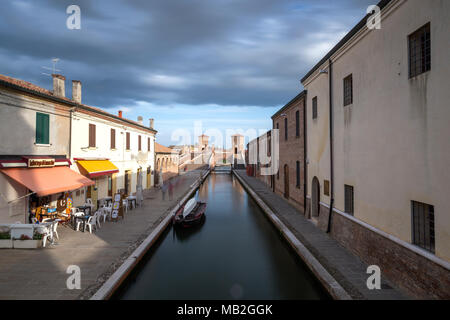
[173,198,207,228]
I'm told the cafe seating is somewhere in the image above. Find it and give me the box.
[84,213,98,234]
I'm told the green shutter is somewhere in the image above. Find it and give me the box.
[36,113,49,144]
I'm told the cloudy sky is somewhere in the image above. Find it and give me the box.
[0,0,374,146]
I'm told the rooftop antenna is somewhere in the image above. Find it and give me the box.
[41,58,61,77]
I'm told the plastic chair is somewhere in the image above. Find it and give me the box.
[100,205,111,223]
[84,214,97,234]
[52,220,60,240]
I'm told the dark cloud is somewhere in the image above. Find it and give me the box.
[0,0,375,109]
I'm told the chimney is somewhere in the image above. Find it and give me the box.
[137,116,143,125]
[149,118,154,129]
[118,110,123,118]
[72,80,81,104]
[52,74,65,98]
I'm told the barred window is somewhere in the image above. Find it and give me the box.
[295,110,300,137]
[408,23,431,78]
[284,117,288,141]
[324,180,330,196]
[343,74,353,106]
[296,161,300,188]
[344,185,354,216]
[411,201,435,253]
[312,97,318,120]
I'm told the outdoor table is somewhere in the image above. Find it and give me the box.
[98,197,113,208]
[40,212,58,221]
[126,196,136,210]
[77,205,91,216]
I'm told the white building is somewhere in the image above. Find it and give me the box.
[0,74,93,223]
[65,79,157,209]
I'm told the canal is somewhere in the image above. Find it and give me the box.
[114,172,329,300]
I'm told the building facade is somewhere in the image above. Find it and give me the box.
[155,143,179,184]
[0,74,93,223]
[70,104,156,209]
[302,0,450,298]
[271,92,306,211]
[0,73,157,220]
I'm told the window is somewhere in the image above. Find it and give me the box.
[284,118,288,141]
[344,185,354,216]
[126,132,130,150]
[408,23,431,78]
[89,124,96,148]
[312,97,318,119]
[324,180,330,196]
[35,112,49,144]
[110,129,116,149]
[148,137,151,152]
[295,110,300,137]
[411,201,435,253]
[138,135,142,151]
[296,161,300,188]
[343,74,353,106]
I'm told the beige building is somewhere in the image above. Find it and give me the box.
[155,143,179,184]
[0,74,92,223]
[302,0,450,298]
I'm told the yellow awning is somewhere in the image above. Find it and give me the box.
[76,160,119,178]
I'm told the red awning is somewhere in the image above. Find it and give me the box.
[1,167,94,197]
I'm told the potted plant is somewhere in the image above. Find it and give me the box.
[0,231,12,249]
[12,232,43,249]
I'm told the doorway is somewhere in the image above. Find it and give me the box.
[284,164,289,199]
[125,170,131,195]
[311,177,320,218]
[147,166,151,189]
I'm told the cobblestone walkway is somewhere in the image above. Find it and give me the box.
[234,170,407,300]
[0,169,208,300]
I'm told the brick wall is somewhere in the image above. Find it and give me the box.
[272,96,305,213]
[330,211,450,299]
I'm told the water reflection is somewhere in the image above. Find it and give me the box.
[114,173,329,300]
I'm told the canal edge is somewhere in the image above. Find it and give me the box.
[232,170,352,300]
[90,169,211,300]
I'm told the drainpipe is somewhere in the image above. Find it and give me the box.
[69,106,75,160]
[303,91,307,215]
[326,59,334,233]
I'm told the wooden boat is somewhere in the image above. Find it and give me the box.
[173,198,207,228]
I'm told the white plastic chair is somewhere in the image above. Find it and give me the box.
[85,198,94,213]
[52,220,60,240]
[122,199,128,214]
[84,214,97,234]
[35,224,52,247]
[93,210,102,229]
[100,205,111,223]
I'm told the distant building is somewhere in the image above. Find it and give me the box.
[271,91,306,211]
[198,134,209,151]
[155,142,179,184]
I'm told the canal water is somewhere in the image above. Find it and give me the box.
[114,172,329,300]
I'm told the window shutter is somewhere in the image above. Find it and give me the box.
[36,113,50,144]
[138,135,142,151]
[111,129,115,149]
[126,132,130,150]
[89,124,96,147]
[148,137,150,151]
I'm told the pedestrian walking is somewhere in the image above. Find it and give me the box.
[168,180,174,200]
[161,181,168,200]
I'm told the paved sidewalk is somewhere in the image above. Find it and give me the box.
[0,169,207,300]
[234,170,407,300]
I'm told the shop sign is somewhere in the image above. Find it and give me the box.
[28,158,55,168]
